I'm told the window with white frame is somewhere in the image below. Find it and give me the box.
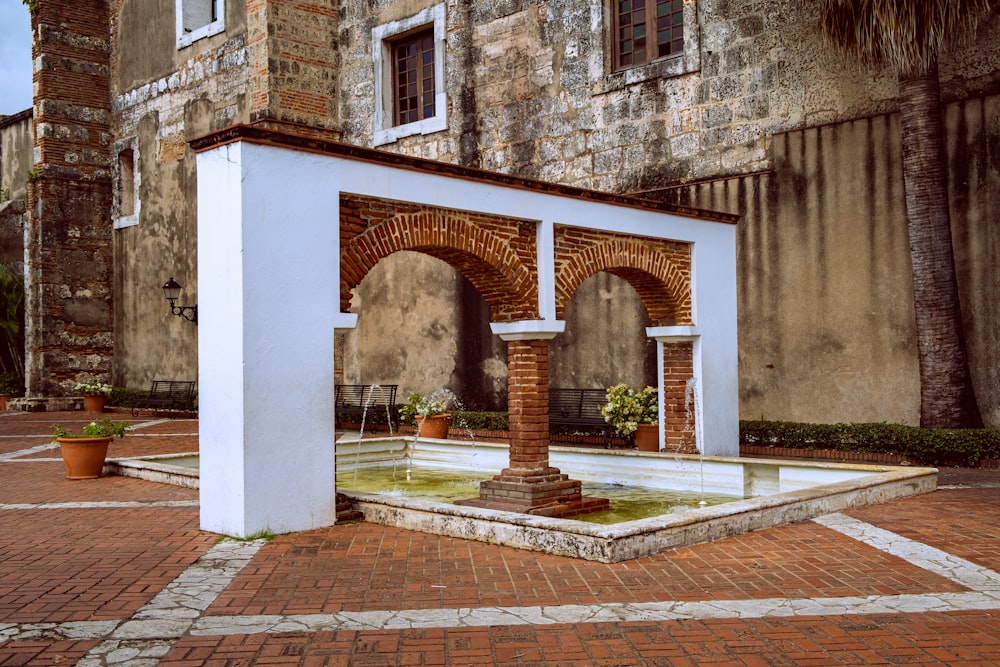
[113,139,140,229]
[372,4,447,146]
[176,0,225,49]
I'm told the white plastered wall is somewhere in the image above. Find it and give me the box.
[195,139,738,537]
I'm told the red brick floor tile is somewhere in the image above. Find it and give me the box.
[160,611,1000,666]
[208,518,964,616]
[0,640,96,666]
[0,507,214,622]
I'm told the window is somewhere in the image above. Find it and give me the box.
[393,29,436,126]
[373,4,447,146]
[614,0,684,69]
[599,0,700,90]
[176,0,225,49]
[113,140,140,229]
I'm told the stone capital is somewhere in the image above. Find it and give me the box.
[490,320,565,341]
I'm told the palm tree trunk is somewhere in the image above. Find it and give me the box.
[897,64,981,428]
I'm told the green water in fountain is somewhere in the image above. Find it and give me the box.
[336,466,743,524]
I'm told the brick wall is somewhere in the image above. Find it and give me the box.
[26,0,114,397]
[553,226,692,325]
[340,194,539,321]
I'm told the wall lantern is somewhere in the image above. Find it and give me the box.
[162,277,198,324]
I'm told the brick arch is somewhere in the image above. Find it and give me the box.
[340,196,538,321]
[553,228,692,325]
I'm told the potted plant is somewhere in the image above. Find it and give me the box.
[602,383,659,451]
[0,373,23,411]
[52,418,129,479]
[399,392,451,440]
[75,381,112,413]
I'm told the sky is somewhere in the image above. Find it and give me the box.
[0,1,32,116]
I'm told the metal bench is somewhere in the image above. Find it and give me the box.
[548,387,612,446]
[131,380,197,416]
[335,384,398,429]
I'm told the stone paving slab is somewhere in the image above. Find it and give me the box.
[0,413,999,666]
[848,487,1000,573]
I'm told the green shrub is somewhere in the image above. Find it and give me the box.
[107,386,148,408]
[740,419,1000,467]
[450,411,508,431]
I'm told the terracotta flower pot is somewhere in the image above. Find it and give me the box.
[415,414,451,440]
[634,423,660,452]
[83,394,107,413]
[57,436,112,479]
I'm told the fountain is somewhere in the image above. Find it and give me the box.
[332,436,936,562]
[110,427,937,563]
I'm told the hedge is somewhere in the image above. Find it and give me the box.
[739,419,1000,467]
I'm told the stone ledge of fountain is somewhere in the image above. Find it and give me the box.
[343,465,937,563]
[107,454,200,489]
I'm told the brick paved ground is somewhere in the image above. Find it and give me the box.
[0,411,998,666]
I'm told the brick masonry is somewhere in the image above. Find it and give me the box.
[339,194,539,321]
[26,0,114,398]
[246,0,340,131]
[338,193,700,456]
[553,226,692,325]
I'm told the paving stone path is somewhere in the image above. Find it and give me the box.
[1,412,998,665]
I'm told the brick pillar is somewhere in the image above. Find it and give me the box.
[661,340,697,453]
[246,0,341,138]
[457,336,609,518]
[24,0,113,400]
[503,338,557,476]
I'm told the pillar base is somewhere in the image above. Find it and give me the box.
[456,469,610,518]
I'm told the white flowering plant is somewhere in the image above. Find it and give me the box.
[53,418,129,441]
[601,383,658,436]
[399,392,448,423]
[74,381,112,396]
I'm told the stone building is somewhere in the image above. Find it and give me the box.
[20,0,1000,427]
[0,110,31,272]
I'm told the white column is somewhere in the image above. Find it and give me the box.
[197,142,346,537]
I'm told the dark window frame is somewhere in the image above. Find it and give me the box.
[612,0,685,71]
[391,28,436,127]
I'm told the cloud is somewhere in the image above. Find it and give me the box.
[0,3,33,116]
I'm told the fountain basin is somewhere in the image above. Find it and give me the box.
[107,453,200,488]
[112,438,936,563]
[340,438,936,562]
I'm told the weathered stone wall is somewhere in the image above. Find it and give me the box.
[109,0,252,388]
[332,1,1000,425]
[654,94,1000,428]
[337,1,1000,189]
[0,110,32,272]
[549,271,656,391]
[29,0,996,427]
[0,110,33,205]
